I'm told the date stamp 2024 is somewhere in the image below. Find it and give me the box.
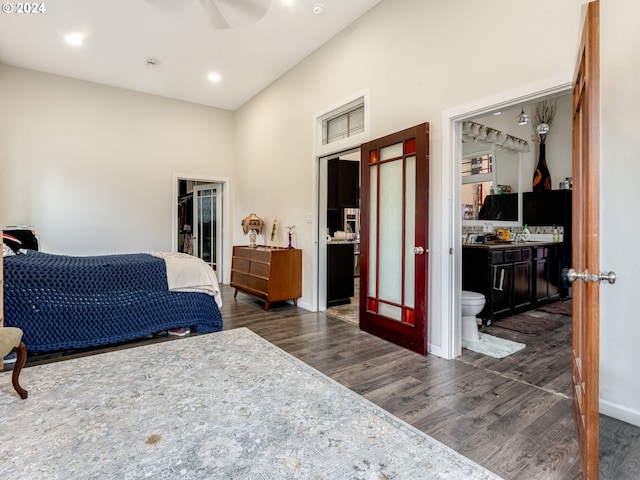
[2,2,46,14]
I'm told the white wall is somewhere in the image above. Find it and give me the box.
[599,0,640,426]
[0,64,236,255]
[235,0,585,355]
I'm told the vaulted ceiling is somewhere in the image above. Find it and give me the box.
[0,0,382,110]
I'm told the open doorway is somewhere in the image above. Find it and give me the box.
[451,90,574,396]
[318,149,361,324]
[172,174,230,284]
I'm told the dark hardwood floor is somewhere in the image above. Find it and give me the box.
[21,285,640,479]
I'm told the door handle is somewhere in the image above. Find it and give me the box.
[565,268,589,283]
[414,246,426,255]
[589,271,616,285]
[565,268,616,284]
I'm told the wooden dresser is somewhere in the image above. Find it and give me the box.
[230,246,302,310]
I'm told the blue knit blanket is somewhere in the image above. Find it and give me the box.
[3,251,223,352]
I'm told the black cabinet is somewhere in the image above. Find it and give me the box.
[534,245,561,303]
[463,244,551,324]
[327,243,355,307]
[328,159,359,210]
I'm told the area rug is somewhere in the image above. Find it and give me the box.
[462,332,526,359]
[493,313,564,335]
[0,328,502,479]
[536,300,573,316]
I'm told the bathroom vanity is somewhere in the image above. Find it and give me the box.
[462,241,562,324]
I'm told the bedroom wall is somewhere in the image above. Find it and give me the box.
[599,0,640,427]
[0,64,236,255]
[234,0,586,351]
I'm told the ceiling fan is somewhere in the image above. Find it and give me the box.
[145,0,272,29]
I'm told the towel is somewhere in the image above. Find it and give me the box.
[148,252,222,308]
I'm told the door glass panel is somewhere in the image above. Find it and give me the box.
[404,155,416,309]
[368,165,378,298]
[378,160,403,309]
[380,143,402,161]
[379,303,402,321]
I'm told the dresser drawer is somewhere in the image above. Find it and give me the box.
[250,249,272,263]
[250,261,270,279]
[231,257,250,274]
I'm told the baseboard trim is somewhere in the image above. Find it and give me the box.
[600,399,640,428]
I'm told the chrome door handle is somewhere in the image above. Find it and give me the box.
[414,246,426,255]
[589,271,617,285]
[565,268,616,285]
[566,268,589,283]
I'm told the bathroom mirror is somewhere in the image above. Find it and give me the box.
[461,144,521,223]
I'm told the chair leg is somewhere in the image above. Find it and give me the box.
[12,342,28,399]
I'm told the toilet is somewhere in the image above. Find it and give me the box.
[461,290,485,342]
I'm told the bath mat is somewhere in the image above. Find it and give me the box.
[536,300,572,316]
[462,332,525,359]
[493,314,564,335]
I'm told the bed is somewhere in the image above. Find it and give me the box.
[2,249,223,352]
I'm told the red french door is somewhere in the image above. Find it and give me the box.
[359,123,429,355]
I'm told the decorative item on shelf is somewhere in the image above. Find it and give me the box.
[285,225,295,250]
[532,99,558,192]
[241,213,264,248]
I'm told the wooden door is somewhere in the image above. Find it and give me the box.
[359,123,429,355]
[571,1,601,477]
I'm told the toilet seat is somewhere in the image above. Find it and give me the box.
[462,290,485,305]
[462,290,484,300]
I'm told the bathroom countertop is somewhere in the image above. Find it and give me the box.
[462,241,561,249]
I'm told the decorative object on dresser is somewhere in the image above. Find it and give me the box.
[285,224,295,249]
[241,213,264,248]
[230,246,302,310]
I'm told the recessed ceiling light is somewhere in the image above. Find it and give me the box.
[312,3,325,15]
[207,72,222,83]
[64,33,84,47]
[493,111,502,115]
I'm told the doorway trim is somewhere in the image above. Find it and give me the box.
[440,75,572,360]
[172,173,231,284]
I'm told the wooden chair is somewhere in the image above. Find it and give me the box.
[1,327,28,399]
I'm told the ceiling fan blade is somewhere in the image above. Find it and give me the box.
[198,0,229,29]
[144,0,188,16]
[200,0,271,29]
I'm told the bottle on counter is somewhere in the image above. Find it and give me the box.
[522,224,531,241]
[552,224,559,242]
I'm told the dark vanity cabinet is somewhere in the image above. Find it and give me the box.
[533,245,561,303]
[463,243,560,324]
[328,159,359,210]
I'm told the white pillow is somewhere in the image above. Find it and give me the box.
[2,243,15,257]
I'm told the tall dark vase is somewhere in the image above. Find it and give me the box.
[532,143,552,191]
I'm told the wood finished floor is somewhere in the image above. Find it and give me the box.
[22,285,640,479]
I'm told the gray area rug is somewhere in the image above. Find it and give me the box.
[0,328,502,479]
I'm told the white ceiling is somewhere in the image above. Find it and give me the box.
[0,0,382,110]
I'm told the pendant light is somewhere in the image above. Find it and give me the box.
[516,106,529,126]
